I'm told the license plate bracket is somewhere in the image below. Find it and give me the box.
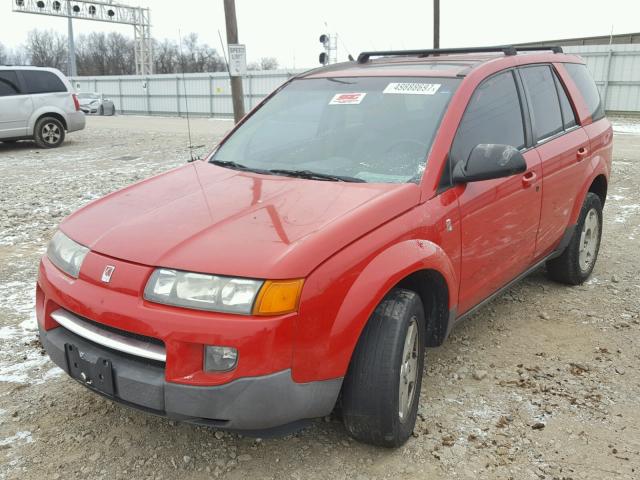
[65,343,115,396]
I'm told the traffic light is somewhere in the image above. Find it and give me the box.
[319,33,329,65]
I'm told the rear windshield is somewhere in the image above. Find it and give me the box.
[211,76,460,183]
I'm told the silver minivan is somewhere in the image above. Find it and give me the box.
[0,66,85,148]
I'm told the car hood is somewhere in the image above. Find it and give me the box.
[79,99,99,105]
[61,162,420,279]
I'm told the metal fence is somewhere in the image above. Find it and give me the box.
[69,69,305,118]
[70,44,640,117]
[564,44,640,114]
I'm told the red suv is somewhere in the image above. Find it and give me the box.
[36,46,612,447]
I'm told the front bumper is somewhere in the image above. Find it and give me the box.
[36,253,343,429]
[39,323,341,429]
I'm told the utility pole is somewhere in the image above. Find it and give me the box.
[223,0,245,123]
[433,0,440,49]
[66,0,77,76]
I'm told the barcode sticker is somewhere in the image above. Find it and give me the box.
[383,83,441,95]
[329,92,367,105]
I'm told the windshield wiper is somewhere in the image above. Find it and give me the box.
[210,160,273,175]
[268,169,365,183]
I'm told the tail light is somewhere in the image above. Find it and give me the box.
[72,93,80,111]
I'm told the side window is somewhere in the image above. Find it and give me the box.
[564,63,604,121]
[0,70,21,97]
[519,66,563,141]
[22,70,67,94]
[553,71,577,130]
[446,70,525,184]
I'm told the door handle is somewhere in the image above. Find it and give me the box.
[577,146,589,161]
[522,171,537,188]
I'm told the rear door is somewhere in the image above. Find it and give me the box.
[518,65,590,259]
[0,70,32,138]
[448,70,543,314]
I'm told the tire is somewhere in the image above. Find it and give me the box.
[34,117,65,148]
[110,106,116,116]
[342,288,426,447]
[99,105,104,116]
[546,192,603,285]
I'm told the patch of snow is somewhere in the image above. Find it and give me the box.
[0,431,34,447]
[614,204,640,224]
[611,119,640,135]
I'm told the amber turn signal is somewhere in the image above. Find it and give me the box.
[253,279,304,316]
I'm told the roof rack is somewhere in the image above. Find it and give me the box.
[356,45,563,63]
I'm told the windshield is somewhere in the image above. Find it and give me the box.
[211,76,459,183]
[78,93,99,99]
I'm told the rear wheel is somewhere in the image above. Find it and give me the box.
[546,192,603,285]
[34,117,65,148]
[341,288,425,447]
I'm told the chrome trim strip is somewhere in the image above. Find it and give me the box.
[51,309,166,362]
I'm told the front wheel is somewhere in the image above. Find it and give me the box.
[341,289,425,447]
[99,105,104,115]
[546,192,603,284]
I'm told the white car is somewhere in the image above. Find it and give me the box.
[0,66,85,148]
[78,92,116,116]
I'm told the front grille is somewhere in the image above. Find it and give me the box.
[74,314,165,348]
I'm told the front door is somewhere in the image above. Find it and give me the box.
[445,70,543,314]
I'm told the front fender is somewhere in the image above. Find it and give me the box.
[292,237,457,383]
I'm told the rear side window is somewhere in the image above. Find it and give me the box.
[0,70,21,96]
[519,66,563,141]
[564,63,604,121]
[450,70,525,168]
[553,72,577,130]
[22,70,67,94]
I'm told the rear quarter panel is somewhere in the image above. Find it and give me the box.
[554,62,613,222]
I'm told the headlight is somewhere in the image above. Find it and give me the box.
[144,269,264,314]
[46,231,89,278]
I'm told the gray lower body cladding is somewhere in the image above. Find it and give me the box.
[39,324,342,430]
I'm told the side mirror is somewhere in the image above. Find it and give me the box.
[452,144,526,183]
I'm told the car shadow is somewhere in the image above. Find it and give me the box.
[0,140,73,153]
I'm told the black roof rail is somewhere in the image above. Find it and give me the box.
[356,45,563,63]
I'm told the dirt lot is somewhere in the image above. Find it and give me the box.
[1,116,639,480]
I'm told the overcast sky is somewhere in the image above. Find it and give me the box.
[1,0,639,68]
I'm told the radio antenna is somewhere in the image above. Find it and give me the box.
[178,29,196,162]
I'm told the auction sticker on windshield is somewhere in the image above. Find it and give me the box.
[329,93,367,105]
[383,83,441,95]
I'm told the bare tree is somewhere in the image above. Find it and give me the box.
[247,57,280,71]
[25,29,68,72]
[260,57,279,70]
[76,32,135,75]
[13,29,227,75]
[0,42,7,64]
[153,39,179,74]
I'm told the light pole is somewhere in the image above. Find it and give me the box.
[434,0,440,49]
[223,0,245,123]
[66,1,77,76]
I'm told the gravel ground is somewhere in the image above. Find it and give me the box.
[1,115,639,480]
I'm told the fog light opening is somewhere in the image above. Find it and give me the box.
[204,346,238,372]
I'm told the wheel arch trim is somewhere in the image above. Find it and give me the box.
[325,239,458,378]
